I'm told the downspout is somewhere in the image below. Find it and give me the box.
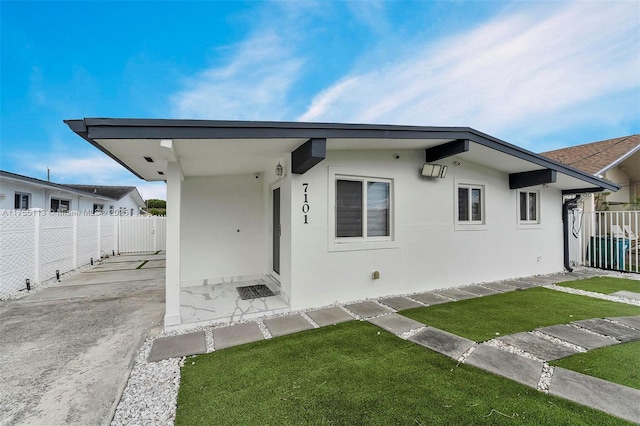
[562,196,580,272]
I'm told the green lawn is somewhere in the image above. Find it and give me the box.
[556,277,640,295]
[401,287,640,342]
[175,321,630,425]
[552,341,640,390]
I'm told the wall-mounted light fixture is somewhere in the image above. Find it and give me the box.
[275,162,284,177]
[421,163,447,179]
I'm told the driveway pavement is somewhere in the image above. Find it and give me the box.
[0,253,165,426]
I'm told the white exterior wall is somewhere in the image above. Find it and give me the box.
[0,178,118,212]
[180,174,268,286]
[604,167,630,205]
[287,149,564,310]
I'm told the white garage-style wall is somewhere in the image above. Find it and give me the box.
[287,149,563,310]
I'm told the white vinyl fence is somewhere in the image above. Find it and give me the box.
[569,209,639,273]
[0,211,165,296]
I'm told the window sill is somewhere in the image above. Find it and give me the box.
[517,222,543,230]
[454,222,488,231]
[328,239,399,252]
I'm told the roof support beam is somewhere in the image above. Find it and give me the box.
[562,187,606,195]
[425,139,469,162]
[509,169,557,189]
[292,138,326,174]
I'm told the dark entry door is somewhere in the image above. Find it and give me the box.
[272,188,280,275]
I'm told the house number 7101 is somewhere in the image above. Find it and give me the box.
[302,183,309,224]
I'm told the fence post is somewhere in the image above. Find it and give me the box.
[72,215,78,269]
[153,216,158,251]
[33,212,41,285]
[96,214,102,260]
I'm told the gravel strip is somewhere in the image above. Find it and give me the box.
[537,364,554,393]
[483,339,545,363]
[110,337,182,426]
[298,311,320,328]
[457,343,478,363]
[398,326,426,340]
[543,284,640,307]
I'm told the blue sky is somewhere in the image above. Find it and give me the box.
[1,1,638,200]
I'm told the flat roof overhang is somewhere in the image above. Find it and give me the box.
[64,118,619,194]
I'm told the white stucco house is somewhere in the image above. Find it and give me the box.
[65,119,618,329]
[0,170,145,215]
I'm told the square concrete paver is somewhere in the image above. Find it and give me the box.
[496,332,579,361]
[367,314,425,335]
[573,319,640,342]
[550,367,640,423]
[481,282,518,292]
[609,315,640,330]
[410,292,450,305]
[344,301,393,318]
[465,344,544,388]
[264,314,314,337]
[213,322,265,350]
[537,324,617,350]
[458,285,500,297]
[148,331,207,362]
[501,280,537,289]
[379,296,423,311]
[408,327,475,360]
[432,289,477,301]
[306,307,354,327]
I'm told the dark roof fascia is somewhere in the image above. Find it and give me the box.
[0,170,119,200]
[64,118,619,192]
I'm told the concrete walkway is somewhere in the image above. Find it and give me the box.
[149,270,640,423]
[0,252,165,426]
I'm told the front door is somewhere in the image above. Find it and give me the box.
[272,187,280,275]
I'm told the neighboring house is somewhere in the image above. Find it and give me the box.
[0,170,145,215]
[541,135,640,213]
[65,118,617,329]
[64,184,145,216]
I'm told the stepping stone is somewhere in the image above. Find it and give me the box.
[496,332,579,361]
[610,291,640,301]
[409,327,475,360]
[148,331,207,362]
[465,344,543,388]
[213,322,265,350]
[526,276,556,284]
[432,289,477,300]
[410,292,450,305]
[264,314,314,337]
[458,285,500,297]
[502,280,537,289]
[344,301,392,318]
[573,319,640,342]
[550,367,640,424]
[367,313,425,335]
[537,325,617,350]
[379,296,423,311]
[542,273,574,283]
[306,307,354,327]
[481,282,517,292]
[609,316,640,330]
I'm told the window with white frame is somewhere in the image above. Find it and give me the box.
[336,177,391,239]
[519,190,539,223]
[50,198,70,212]
[14,192,30,209]
[457,184,484,224]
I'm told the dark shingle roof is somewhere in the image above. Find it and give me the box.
[540,135,640,175]
[63,185,136,200]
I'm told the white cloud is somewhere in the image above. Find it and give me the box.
[20,153,167,200]
[299,2,640,143]
[170,31,303,120]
